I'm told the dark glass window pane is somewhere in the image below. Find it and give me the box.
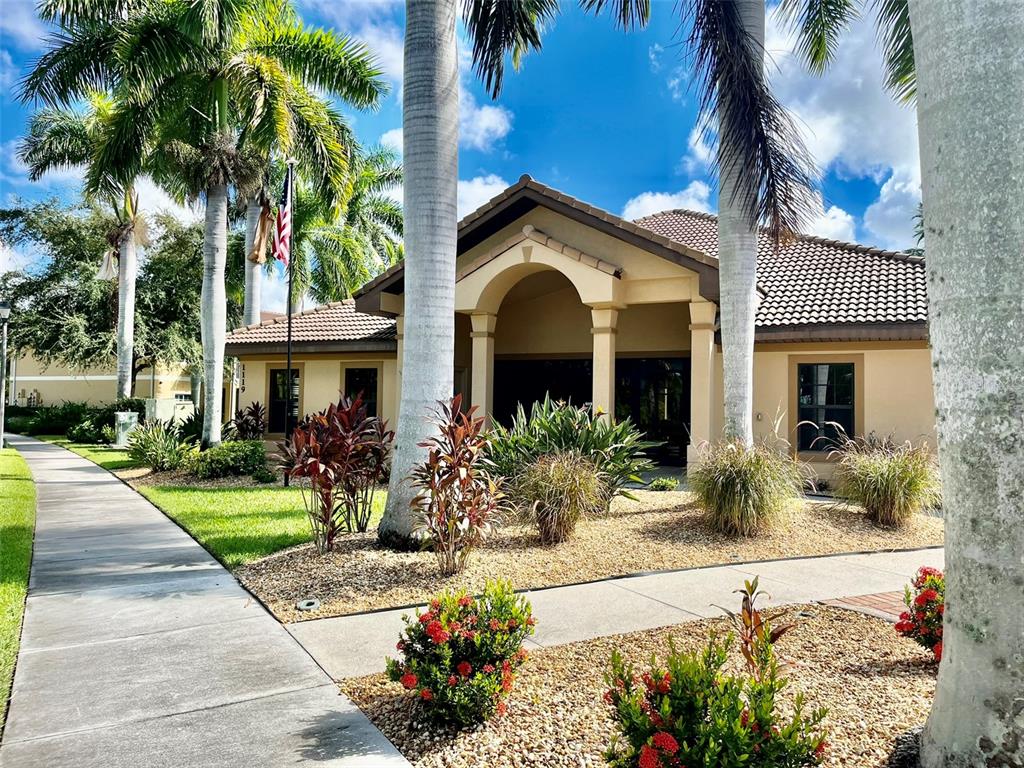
[345,368,378,416]
[268,369,299,433]
[796,363,854,450]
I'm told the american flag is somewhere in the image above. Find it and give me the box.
[272,165,292,266]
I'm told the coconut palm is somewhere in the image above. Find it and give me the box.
[24,0,386,445]
[18,93,145,399]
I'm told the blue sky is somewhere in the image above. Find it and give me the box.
[1,0,922,310]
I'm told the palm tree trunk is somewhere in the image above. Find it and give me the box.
[115,230,137,400]
[200,182,228,446]
[909,1,1024,765]
[243,197,262,326]
[378,0,459,547]
[717,0,761,447]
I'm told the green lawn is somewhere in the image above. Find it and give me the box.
[35,436,140,471]
[1,448,36,730]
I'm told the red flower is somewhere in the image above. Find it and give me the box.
[507,619,518,629]
[425,621,450,644]
[603,689,614,704]
[915,589,939,607]
[430,599,441,610]
[652,732,679,754]
[526,616,536,626]
[638,744,662,768]
[400,672,418,690]
[899,611,910,621]
[740,710,749,727]
[489,618,502,631]
[396,641,405,651]
[642,672,655,691]
[933,641,943,662]
[501,674,513,692]
[420,688,433,701]
[656,673,672,694]
[418,611,433,624]
[937,604,945,615]
[482,664,495,673]
[458,595,473,607]
[457,661,473,677]
[496,700,507,717]
[815,740,829,758]
[447,675,458,686]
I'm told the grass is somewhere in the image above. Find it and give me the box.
[34,435,140,471]
[1,448,36,731]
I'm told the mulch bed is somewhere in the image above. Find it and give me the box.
[236,491,943,622]
[341,606,936,767]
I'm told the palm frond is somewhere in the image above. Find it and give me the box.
[578,0,651,31]
[462,0,560,98]
[681,0,818,245]
[19,107,94,180]
[775,0,858,73]
[873,0,915,103]
[20,22,120,105]
[38,0,143,26]
[286,84,352,208]
[227,51,293,156]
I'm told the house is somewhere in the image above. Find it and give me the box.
[224,176,933,477]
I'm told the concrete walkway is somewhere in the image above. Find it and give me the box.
[0,437,408,768]
[290,547,944,680]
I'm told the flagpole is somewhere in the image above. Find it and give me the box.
[283,158,296,488]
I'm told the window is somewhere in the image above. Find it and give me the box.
[796,362,855,451]
[174,393,192,402]
[345,367,378,416]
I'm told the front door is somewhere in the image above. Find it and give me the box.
[268,368,300,433]
[616,357,690,465]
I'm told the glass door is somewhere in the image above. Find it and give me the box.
[268,368,300,433]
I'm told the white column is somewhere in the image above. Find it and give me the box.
[470,312,496,420]
[394,315,404,421]
[687,301,717,465]
[590,307,618,419]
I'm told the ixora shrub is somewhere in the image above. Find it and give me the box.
[127,420,194,471]
[231,401,267,440]
[829,434,941,527]
[604,579,828,768]
[516,452,605,544]
[410,395,505,575]
[489,395,655,509]
[385,581,535,726]
[279,395,394,552]
[688,441,804,537]
[193,440,273,482]
[895,566,945,662]
[648,476,679,492]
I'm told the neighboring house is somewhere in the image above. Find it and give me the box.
[225,176,933,478]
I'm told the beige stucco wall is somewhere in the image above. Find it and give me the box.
[10,354,192,406]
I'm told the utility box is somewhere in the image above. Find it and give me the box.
[113,411,139,447]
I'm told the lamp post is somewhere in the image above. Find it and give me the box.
[0,300,10,449]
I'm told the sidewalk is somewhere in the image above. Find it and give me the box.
[289,547,944,680]
[0,436,408,768]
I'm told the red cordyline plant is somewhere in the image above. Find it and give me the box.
[279,395,394,552]
[409,394,506,576]
[895,566,945,662]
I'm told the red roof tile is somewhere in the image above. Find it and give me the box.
[226,300,396,347]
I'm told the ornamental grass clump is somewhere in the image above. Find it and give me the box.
[604,579,828,768]
[516,452,605,544]
[688,441,803,537]
[386,580,535,726]
[127,420,194,471]
[829,434,940,527]
[895,566,945,662]
[410,395,505,575]
[279,395,393,552]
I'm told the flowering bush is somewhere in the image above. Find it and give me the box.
[604,580,827,768]
[409,395,505,575]
[385,580,535,726]
[895,566,945,661]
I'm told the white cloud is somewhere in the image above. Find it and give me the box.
[680,124,714,175]
[621,181,712,221]
[459,90,513,151]
[297,1,404,86]
[0,0,48,51]
[260,266,290,314]
[0,241,33,275]
[806,198,857,241]
[458,174,509,218]
[0,138,86,191]
[648,43,664,73]
[0,49,18,89]
[863,168,921,250]
[379,127,403,154]
[134,177,200,224]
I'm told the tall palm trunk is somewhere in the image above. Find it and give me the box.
[378,0,459,546]
[909,1,1024,765]
[200,182,229,446]
[243,197,262,326]
[115,229,137,399]
[717,0,761,447]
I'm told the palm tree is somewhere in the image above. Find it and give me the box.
[17,93,145,400]
[24,0,386,446]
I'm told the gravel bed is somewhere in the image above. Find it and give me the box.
[236,491,942,622]
[341,606,936,767]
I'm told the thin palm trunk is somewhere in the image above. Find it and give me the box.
[378,0,459,546]
[243,197,262,326]
[909,1,1024,764]
[115,229,137,399]
[200,182,228,446]
[717,0,761,447]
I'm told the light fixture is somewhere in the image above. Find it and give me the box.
[0,301,10,321]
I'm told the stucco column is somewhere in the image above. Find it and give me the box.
[395,315,404,420]
[470,312,496,420]
[687,301,717,465]
[590,307,618,419]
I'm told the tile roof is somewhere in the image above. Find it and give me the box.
[225,299,396,347]
[634,208,928,329]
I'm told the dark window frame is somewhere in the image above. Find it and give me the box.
[795,361,856,452]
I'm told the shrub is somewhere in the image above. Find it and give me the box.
[829,435,940,527]
[100,424,116,444]
[67,417,106,444]
[177,409,204,443]
[92,398,147,430]
[895,566,945,662]
[648,476,679,492]
[6,415,35,434]
[193,440,272,481]
[516,452,604,544]
[127,420,194,471]
[280,395,394,551]
[410,395,505,575]
[688,441,803,536]
[489,395,655,509]
[604,579,827,768]
[26,401,92,435]
[385,580,535,726]
[231,401,267,440]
